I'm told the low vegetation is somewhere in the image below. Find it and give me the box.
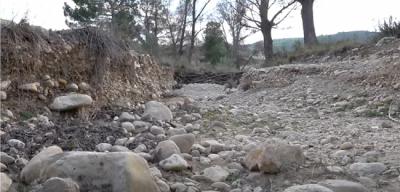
[287,40,360,61]
[378,16,400,38]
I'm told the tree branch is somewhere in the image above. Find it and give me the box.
[242,23,260,30]
[273,3,299,26]
[195,0,212,21]
[270,0,297,23]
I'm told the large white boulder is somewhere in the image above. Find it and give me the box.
[49,94,93,111]
[142,101,173,121]
[154,140,181,161]
[169,134,195,153]
[244,138,304,173]
[21,151,160,192]
[21,145,63,183]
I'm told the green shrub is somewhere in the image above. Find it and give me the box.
[19,111,34,120]
[378,16,400,38]
[365,110,384,117]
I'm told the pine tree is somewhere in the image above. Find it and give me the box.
[64,0,140,39]
[203,22,227,65]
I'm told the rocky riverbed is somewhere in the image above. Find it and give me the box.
[1,39,400,192]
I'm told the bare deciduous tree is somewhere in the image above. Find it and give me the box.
[241,0,297,64]
[298,0,318,46]
[218,0,255,69]
[163,0,191,56]
[139,0,169,55]
[165,8,179,55]
[188,0,212,63]
[178,0,191,55]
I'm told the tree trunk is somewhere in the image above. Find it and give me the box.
[261,22,273,64]
[188,0,197,64]
[232,37,240,69]
[300,0,318,46]
[178,0,190,55]
[152,4,159,55]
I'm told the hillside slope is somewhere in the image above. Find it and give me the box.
[248,31,379,52]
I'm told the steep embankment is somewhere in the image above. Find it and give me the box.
[1,22,174,115]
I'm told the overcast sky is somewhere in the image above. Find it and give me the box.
[1,0,399,44]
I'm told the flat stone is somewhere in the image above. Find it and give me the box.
[149,167,162,178]
[49,94,93,111]
[133,121,150,133]
[110,145,131,152]
[357,177,377,188]
[284,184,334,192]
[244,138,304,173]
[168,128,187,136]
[0,173,12,192]
[0,162,7,171]
[137,152,153,161]
[134,144,147,153]
[332,150,353,165]
[211,182,231,191]
[119,112,136,122]
[326,166,344,174]
[142,101,173,121]
[200,157,211,165]
[41,177,80,192]
[155,178,170,192]
[171,183,187,192]
[210,121,225,129]
[230,189,241,192]
[154,140,181,161]
[349,162,386,177]
[159,154,188,171]
[340,142,354,150]
[0,80,11,90]
[78,82,90,91]
[37,115,53,127]
[0,91,6,100]
[7,139,25,149]
[202,140,225,154]
[2,110,14,119]
[169,134,195,153]
[121,122,135,132]
[192,144,207,153]
[202,165,229,182]
[18,82,40,92]
[319,179,368,192]
[362,151,380,163]
[95,143,112,152]
[0,152,15,164]
[150,126,165,135]
[66,83,79,91]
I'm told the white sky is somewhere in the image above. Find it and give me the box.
[1,0,399,44]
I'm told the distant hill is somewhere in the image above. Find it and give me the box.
[247,31,379,53]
